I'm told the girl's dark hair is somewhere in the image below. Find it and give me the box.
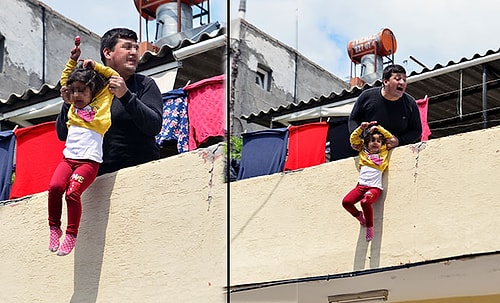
[363,129,386,148]
[67,66,107,98]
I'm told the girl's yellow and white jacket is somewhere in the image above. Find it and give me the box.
[60,59,119,163]
[350,125,394,189]
[60,59,118,136]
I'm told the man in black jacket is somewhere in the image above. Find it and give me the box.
[57,28,163,175]
[348,64,422,150]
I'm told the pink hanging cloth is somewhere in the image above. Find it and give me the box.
[416,96,431,141]
[184,74,225,150]
[283,122,329,171]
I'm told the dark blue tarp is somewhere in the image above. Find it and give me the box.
[328,118,357,161]
[237,128,288,180]
[0,130,15,201]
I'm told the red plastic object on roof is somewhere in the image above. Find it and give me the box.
[347,28,397,64]
[134,0,207,20]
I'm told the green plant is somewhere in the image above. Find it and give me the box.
[226,135,242,160]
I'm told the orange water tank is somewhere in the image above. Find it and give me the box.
[134,0,207,20]
[347,28,397,64]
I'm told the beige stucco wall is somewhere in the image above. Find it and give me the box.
[1,127,499,302]
[0,145,227,302]
[230,126,500,286]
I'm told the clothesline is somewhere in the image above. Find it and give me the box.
[423,78,500,101]
[430,118,500,132]
[237,122,331,180]
[422,78,499,123]
[428,106,500,125]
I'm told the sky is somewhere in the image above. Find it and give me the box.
[42,1,500,82]
[227,0,500,81]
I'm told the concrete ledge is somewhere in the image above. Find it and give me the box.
[0,145,227,302]
[230,126,500,286]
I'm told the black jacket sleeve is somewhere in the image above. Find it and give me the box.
[55,103,70,141]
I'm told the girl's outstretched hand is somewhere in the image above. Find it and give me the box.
[70,36,81,61]
[70,46,81,61]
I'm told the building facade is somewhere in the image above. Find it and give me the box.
[229,18,350,135]
[0,0,101,102]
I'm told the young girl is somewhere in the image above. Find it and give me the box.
[48,39,118,256]
[342,121,394,241]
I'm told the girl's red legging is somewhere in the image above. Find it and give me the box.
[48,158,99,236]
[342,183,381,228]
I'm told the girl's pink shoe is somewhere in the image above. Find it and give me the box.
[366,227,374,242]
[355,212,366,226]
[49,227,62,252]
[57,234,77,256]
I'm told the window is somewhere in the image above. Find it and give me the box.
[255,64,271,91]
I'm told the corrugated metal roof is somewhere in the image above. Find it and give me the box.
[138,25,226,88]
[243,48,500,139]
[138,23,225,68]
[1,83,61,111]
[406,48,500,138]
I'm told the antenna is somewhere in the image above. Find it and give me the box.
[409,55,429,69]
[295,0,299,50]
[238,0,246,19]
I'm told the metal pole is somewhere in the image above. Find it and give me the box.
[139,1,142,42]
[482,64,488,128]
[177,0,181,33]
[459,70,463,118]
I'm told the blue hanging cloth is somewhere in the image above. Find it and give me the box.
[155,88,189,153]
[0,130,16,201]
[237,128,289,180]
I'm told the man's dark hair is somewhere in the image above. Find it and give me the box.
[382,64,406,81]
[67,67,107,98]
[100,28,138,64]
